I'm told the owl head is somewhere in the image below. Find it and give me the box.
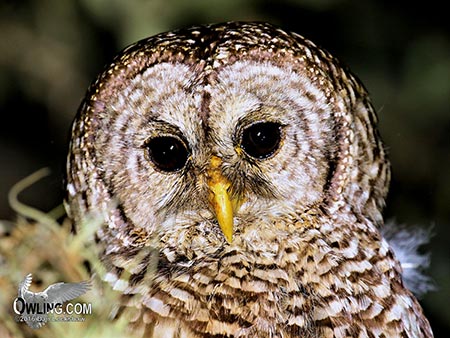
[66,22,389,253]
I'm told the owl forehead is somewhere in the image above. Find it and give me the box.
[89,22,341,128]
[115,22,308,69]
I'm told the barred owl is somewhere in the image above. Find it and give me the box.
[65,22,433,337]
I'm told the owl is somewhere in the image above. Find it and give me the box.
[65,22,433,337]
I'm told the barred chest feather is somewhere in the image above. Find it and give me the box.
[99,214,432,338]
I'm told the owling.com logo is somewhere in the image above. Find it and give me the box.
[13,274,91,328]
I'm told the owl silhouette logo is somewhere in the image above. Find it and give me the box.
[13,273,91,328]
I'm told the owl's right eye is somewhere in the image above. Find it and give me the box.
[144,136,189,172]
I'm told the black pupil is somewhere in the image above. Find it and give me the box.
[241,122,282,159]
[146,136,189,172]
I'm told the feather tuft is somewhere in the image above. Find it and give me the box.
[382,221,435,298]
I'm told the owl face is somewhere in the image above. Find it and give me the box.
[92,58,334,248]
[67,22,389,254]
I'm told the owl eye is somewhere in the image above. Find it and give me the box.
[145,136,189,172]
[241,122,282,159]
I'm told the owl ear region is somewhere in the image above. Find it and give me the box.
[207,156,241,243]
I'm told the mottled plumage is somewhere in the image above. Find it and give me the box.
[65,22,433,337]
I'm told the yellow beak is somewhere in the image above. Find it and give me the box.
[207,156,238,243]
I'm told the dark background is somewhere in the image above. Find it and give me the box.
[0,0,448,335]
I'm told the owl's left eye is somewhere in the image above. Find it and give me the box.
[241,122,282,159]
[144,136,189,172]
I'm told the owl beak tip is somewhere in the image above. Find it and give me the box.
[221,222,234,244]
[208,179,235,244]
